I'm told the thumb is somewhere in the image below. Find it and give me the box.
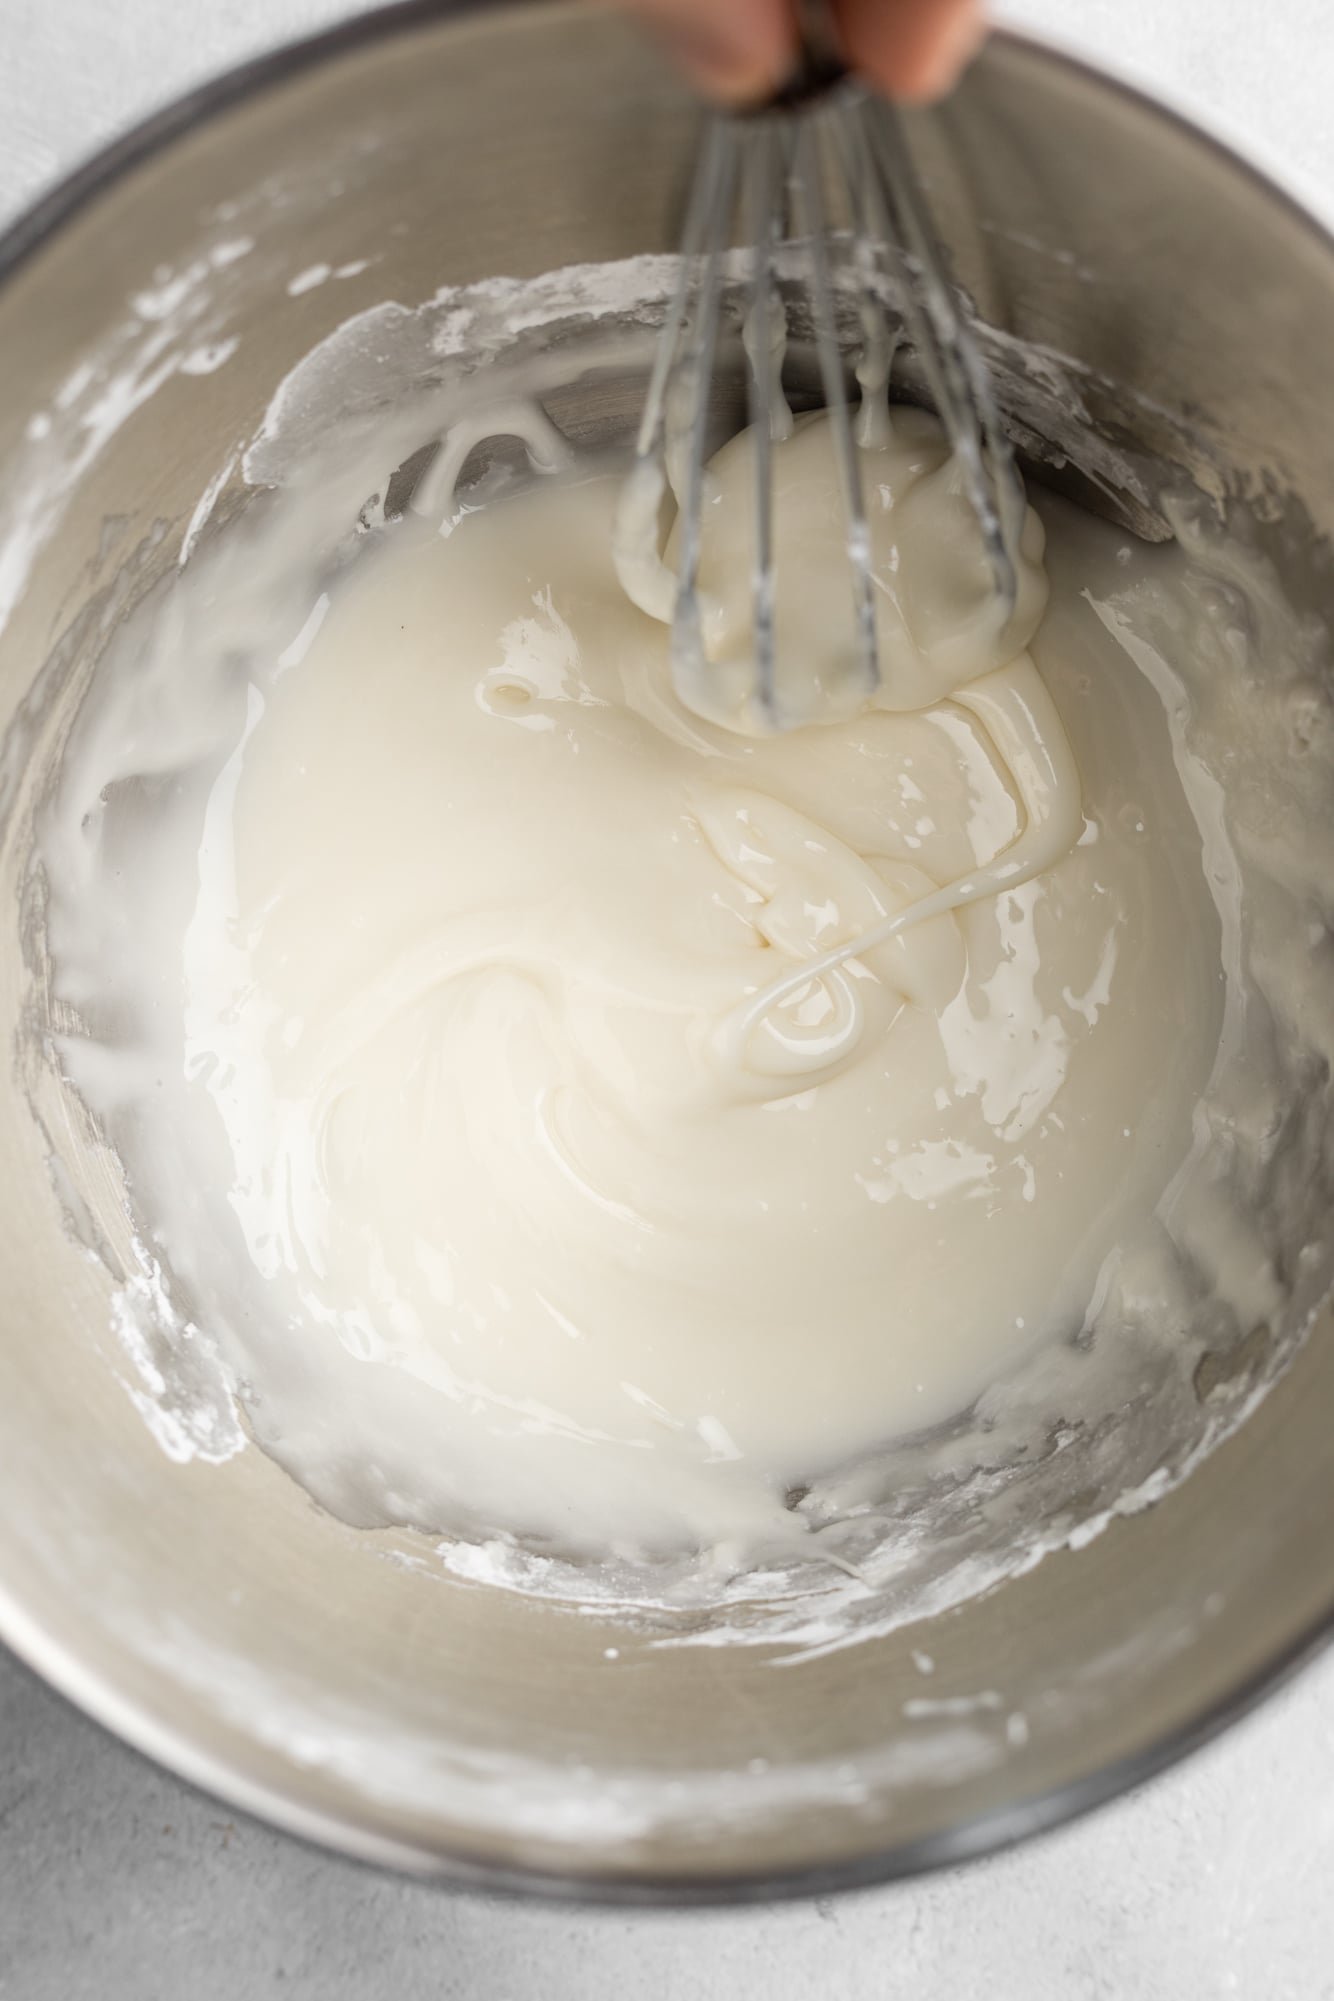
[608,0,798,104]
[834,0,986,102]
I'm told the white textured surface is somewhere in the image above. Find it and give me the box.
[2,3,1334,1995]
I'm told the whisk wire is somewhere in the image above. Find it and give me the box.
[632,118,725,465]
[865,106,1021,613]
[744,125,782,719]
[670,125,741,691]
[792,115,880,705]
[834,112,897,450]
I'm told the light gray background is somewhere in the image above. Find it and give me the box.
[2,3,1334,1995]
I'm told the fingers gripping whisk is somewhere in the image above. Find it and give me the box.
[613,72,1025,731]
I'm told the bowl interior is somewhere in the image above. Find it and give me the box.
[0,2,1333,1897]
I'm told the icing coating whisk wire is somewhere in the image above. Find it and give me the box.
[617,6,1025,728]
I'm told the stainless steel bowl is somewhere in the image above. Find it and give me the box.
[1,0,1333,1903]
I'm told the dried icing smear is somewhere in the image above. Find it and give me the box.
[27,259,1334,1656]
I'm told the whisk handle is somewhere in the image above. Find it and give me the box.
[768,0,849,107]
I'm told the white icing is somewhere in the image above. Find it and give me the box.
[38,405,1238,1579]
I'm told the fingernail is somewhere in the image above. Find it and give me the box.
[907,3,987,102]
[650,19,784,103]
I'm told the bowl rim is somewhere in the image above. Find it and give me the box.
[1,0,1333,1908]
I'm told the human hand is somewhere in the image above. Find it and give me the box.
[610,0,984,107]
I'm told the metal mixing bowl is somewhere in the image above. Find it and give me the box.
[1,0,1333,1903]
